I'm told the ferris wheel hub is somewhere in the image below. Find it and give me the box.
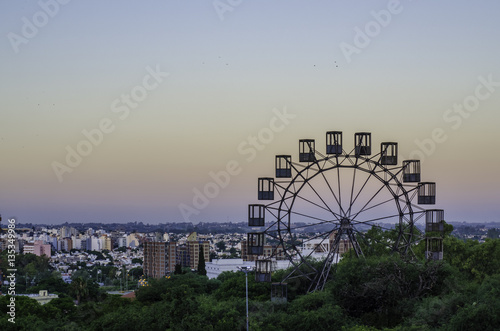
[340,218,353,230]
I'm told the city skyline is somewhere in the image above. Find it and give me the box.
[1,1,500,224]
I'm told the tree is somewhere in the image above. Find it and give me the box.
[174,264,183,275]
[487,228,500,239]
[276,291,349,330]
[356,225,393,257]
[216,241,226,251]
[44,296,77,317]
[129,267,143,279]
[71,277,89,305]
[229,247,240,258]
[198,245,207,276]
[330,254,445,328]
[446,274,500,330]
[444,237,500,281]
[27,272,70,295]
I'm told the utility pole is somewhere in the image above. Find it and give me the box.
[237,265,254,331]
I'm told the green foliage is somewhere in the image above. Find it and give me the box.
[216,241,227,251]
[286,291,349,329]
[70,277,104,304]
[356,225,394,257]
[271,257,325,300]
[2,236,499,330]
[45,296,77,317]
[446,274,500,330]
[445,236,500,281]
[196,295,243,330]
[26,273,70,294]
[174,263,183,275]
[214,271,270,302]
[128,267,143,278]
[228,247,240,258]
[115,246,127,253]
[198,245,207,276]
[136,273,212,304]
[0,295,80,330]
[71,277,90,305]
[87,250,106,260]
[330,254,445,328]
[0,251,56,294]
[487,228,500,239]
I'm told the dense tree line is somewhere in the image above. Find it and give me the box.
[1,225,499,330]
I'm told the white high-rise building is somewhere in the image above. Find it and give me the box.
[117,236,127,248]
[72,236,82,250]
[91,237,102,251]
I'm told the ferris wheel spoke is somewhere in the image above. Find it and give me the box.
[336,159,343,216]
[351,213,402,225]
[352,195,396,218]
[349,183,387,220]
[351,180,421,221]
[293,194,333,213]
[266,198,294,219]
[347,158,359,218]
[346,166,378,218]
[266,204,288,220]
[288,210,339,224]
[318,169,345,220]
[293,173,339,218]
[287,221,338,233]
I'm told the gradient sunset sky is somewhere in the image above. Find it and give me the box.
[1,0,499,224]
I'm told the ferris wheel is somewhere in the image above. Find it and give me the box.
[246,131,445,294]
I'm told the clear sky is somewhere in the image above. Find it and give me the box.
[1,0,499,224]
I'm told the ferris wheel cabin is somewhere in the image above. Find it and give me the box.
[425,209,444,233]
[299,139,316,162]
[271,283,288,303]
[381,142,398,165]
[258,177,274,200]
[326,131,343,155]
[275,155,292,178]
[247,232,265,255]
[402,160,421,182]
[418,182,436,204]
[255,259,274,282]
[354,132,371,156]
[248,204,265,227]
[425,237,444,261]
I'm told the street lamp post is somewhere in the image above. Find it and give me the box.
[237,265,254,331]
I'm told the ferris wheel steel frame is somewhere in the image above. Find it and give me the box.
[247,131,444,294]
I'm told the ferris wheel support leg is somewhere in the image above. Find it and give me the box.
[308,232,343,292]
[346,229,364,258]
